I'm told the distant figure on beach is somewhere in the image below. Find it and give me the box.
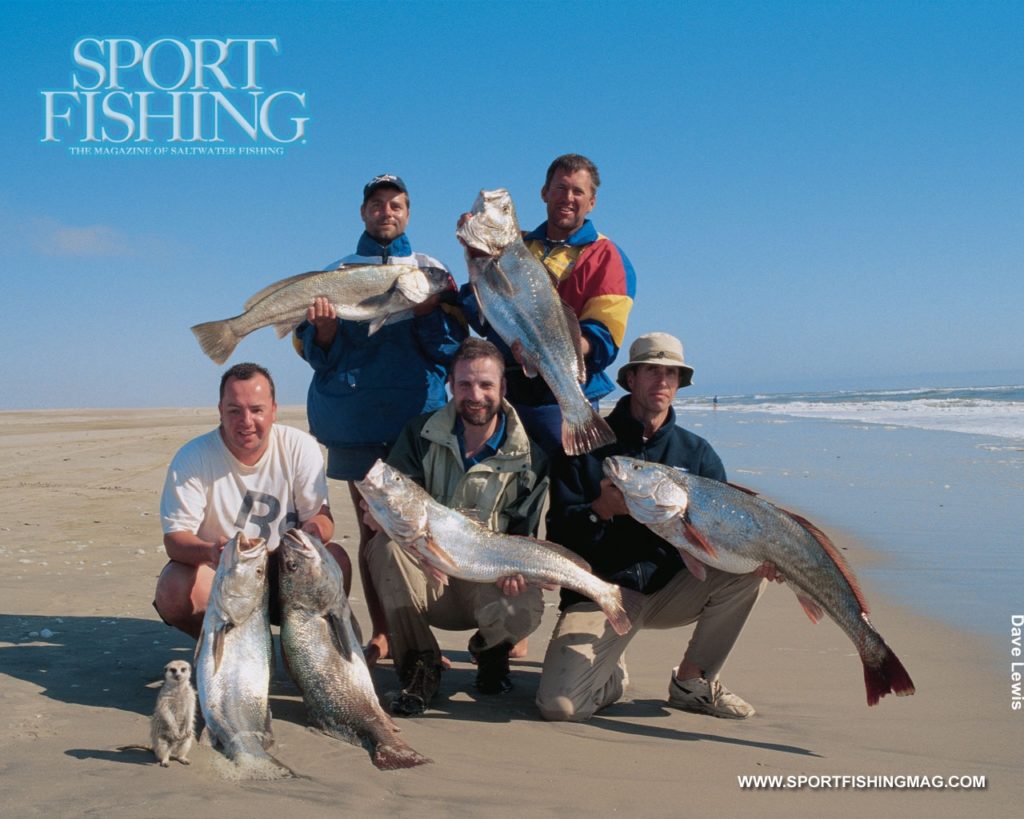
[458,153,636,452]
[293,174,466,666]
[713,395,718,409]
[153,363,351,639]
[361,338,549,716]
[536,333,780,722]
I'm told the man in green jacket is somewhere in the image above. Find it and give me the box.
[364,338,549,716]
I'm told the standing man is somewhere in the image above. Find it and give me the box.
[461,154,636,452]
[536,333,776,722]
[295,174,467,665]
[154,362,351,639]
[363,338,549,716]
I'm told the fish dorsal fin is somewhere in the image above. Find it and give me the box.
[560,299,586,383]
[477,257,516,298]
[785,509,870,615]
[683,515,719,559]
[242,269,324,310]
[726,481,760,497]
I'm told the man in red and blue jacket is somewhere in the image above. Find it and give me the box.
[461,154,636,452]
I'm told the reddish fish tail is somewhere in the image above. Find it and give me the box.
[863,647,916,706]
[600,586,644,637]
[372,741,433,770]
[562,408,616,456]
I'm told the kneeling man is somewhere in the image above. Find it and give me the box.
[364,338,549,716]
[537,333,776,722]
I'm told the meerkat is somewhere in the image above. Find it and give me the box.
[151,659,196,766]
[121,659,197,766]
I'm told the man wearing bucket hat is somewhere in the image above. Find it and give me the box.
[294,174,467,667]
[537,332,774,722]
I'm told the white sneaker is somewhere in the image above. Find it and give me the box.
[667,669,755,719]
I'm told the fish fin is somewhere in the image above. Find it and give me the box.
[598,585,636,636]
[794,592,824,624]
[726,481,760,497]
[787,509,870,615]
[393,269,429,303]
[242,269,325,310]
[477,257,517,297]
[418,531,462,575]
[191,319,239,365]
[211,626,229,675]
[864,646,916,706]
[372,741,433,770]
[367,313,389,335]
[560,300,587,382]
[273,320,301,339]
[325,610,360,658]
[679,549,707,581]
[561,406,616,456]
[683,516,719,559]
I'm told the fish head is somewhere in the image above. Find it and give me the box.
[602,456,689,525]
[213,532,270,624]
[277,528,344,611]
[355,459,430,544]
[456,188,521,256]
[393,266,456,305]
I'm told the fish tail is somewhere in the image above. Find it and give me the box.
[372,740,433,770]
[191,319,239,365]
[600,585,643,636]
[863,646,916,706]
[562,407,616,456]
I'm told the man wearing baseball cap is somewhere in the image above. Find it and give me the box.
[537,332,776,722]
[294,173,466,666]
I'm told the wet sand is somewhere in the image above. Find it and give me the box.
[0,408,1020,817]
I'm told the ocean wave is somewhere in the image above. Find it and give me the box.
[674,385,1024,441]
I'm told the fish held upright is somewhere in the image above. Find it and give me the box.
[195,532,293,779]
[456,188,615,456]
[603,456,916,706]
[276,528,431,770]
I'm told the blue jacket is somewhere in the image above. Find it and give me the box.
[296,232,467,449]
[546,395,726,607]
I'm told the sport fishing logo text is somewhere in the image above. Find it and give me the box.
[41,37,309,147]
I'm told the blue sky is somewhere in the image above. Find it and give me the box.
[2,0,1021,409]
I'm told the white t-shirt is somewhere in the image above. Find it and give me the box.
[161,424,329,549]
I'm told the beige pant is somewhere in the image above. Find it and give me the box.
[536,567,765,722]
[365,531,545,663]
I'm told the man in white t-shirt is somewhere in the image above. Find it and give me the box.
[154,362,351,638]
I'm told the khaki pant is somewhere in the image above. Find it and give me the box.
[365,531,545,663]
[536,567,765,722]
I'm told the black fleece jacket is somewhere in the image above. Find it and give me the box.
[546,395,726,608]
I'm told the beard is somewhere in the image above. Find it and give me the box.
[457,398,500,428]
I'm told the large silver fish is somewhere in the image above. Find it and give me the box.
[456,189,615,456]
[191,264,453,365]
[195,532,293,779]
[356,460,636,636]
[603,456,915,706]
[276,528,431,770]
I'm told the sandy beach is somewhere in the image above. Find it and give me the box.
[1,407,1020,817]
